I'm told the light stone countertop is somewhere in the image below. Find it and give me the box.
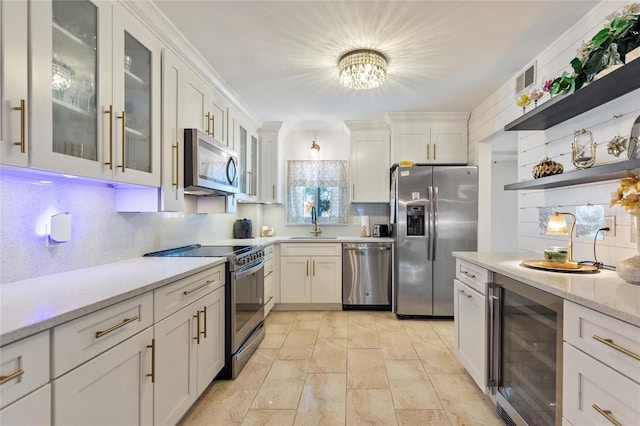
[1,236,394,347]
[0,257,225,346]
[453,251,640,327]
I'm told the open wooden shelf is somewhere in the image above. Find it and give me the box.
[504,159,640,190]
[504,59,640,131]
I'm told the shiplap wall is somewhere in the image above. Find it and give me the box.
[469,0,640,265]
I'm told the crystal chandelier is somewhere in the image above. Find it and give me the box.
[338,49,387,90]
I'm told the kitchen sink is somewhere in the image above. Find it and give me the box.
[288,236,338,239]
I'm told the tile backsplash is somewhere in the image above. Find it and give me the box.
[0,172,236,284]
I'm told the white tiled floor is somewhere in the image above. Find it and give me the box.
[180,310,501,425]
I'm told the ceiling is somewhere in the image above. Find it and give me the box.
[153,0,601,132]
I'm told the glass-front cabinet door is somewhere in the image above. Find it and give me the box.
[108,3,161,186]
[238,125,248,195]
[30,0,112,179]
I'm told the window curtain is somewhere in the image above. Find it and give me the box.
[287,160,349,224]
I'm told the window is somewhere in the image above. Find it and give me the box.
[286,160,349,224]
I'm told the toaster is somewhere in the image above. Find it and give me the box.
[373,224,389,237]
[233,218,253,239]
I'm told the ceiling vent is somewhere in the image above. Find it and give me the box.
[515,62,536,94]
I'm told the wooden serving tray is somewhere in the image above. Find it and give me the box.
[521,259,599,273]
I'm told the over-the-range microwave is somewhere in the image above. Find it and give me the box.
[184,128,239,196]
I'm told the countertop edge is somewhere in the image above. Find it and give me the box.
[0,257,226,346]
[453,251,640,327]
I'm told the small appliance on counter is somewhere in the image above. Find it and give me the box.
[233,218,253,239]
[373,224,389,237]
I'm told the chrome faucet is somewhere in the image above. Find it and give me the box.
[310,206,322,236]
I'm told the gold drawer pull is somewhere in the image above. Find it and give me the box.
[461,270,476,279]
[593,404,622,426]
[593,335,640,361]
[183,280,213,296]
[0,369,24,385]
[457,289,472,299]
[95,316,139,338]
[265,270,273,278]
[265,296,273,304]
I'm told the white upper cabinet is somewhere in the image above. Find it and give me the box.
[208,89,228,145]
[236,116,259,201]
[258,122,283,204]
[181,67,210,133]
[27,0,161,186]
[0,0,29,167]
[387,112,469,165]
[346,121,390,203]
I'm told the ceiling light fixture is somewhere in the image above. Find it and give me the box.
[310,140,320,152]
[338,49,387,91]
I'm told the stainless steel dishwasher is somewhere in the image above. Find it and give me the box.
[342,242,392,310]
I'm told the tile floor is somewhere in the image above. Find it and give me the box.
[180,310,502,426]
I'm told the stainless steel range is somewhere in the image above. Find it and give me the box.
[144,244,265,379]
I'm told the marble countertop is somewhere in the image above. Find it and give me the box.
[0,257,226,346]
[453,251,640,327]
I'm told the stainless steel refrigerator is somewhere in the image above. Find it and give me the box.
[391,165,478,317]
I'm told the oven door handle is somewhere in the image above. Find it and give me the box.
[235,259,264,279]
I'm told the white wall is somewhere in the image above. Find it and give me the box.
[469,0,640,265]
[0,171,237,284]
[255,128,389,237]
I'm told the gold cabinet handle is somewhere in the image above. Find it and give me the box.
[183,280,213,296]
[146,338,155,383]
[593,335,640,361]
[265,296,273,304]
[95,316,139,338]
[193,310,201,344]
[272,184,275,200]
[306,260,309,276]
[426,144,430,160]
[201,305,207,338]
[104,105,113,169]
[205,112,211,135]
[461,270,477,279]
[433,144,436,160]
[0,369,24,385]
[117,111,126,172]
[12,99,25,153]
[313,260,316,276]
[173,142,179,200]
[265,270,273,278]
[457,289,472,299]
[210,114,215,137]
[592,404,622,426]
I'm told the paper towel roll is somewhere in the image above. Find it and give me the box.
[360,216,370,237]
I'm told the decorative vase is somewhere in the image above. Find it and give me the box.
[616,212,640,284]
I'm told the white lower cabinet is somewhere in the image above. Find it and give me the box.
[562,300,640,426]
[453,259,489,392]
[53,327,154,426]
[264,245,275,316]
[154,285,225,425]
[279,243,342,304]
[0,384,51,426]
[453,279,486,391]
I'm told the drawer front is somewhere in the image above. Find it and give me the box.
[52,292,153,378]
[263,244,274,259]
[154,264,225,321]
[563,343,640,426]
[264,258,274,277]
[0,331,49,409]
[455,259,489,294]
[0,383,51,425]
[280,243,341,256]
[564,301,640,382]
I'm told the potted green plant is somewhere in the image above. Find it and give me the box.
[551,4,640,94]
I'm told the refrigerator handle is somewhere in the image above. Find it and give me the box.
[427,187,433,260]
[433,186,438,261]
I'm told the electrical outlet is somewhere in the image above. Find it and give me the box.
[604,216,616,237]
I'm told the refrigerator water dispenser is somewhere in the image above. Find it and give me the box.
[407,205,425,236]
